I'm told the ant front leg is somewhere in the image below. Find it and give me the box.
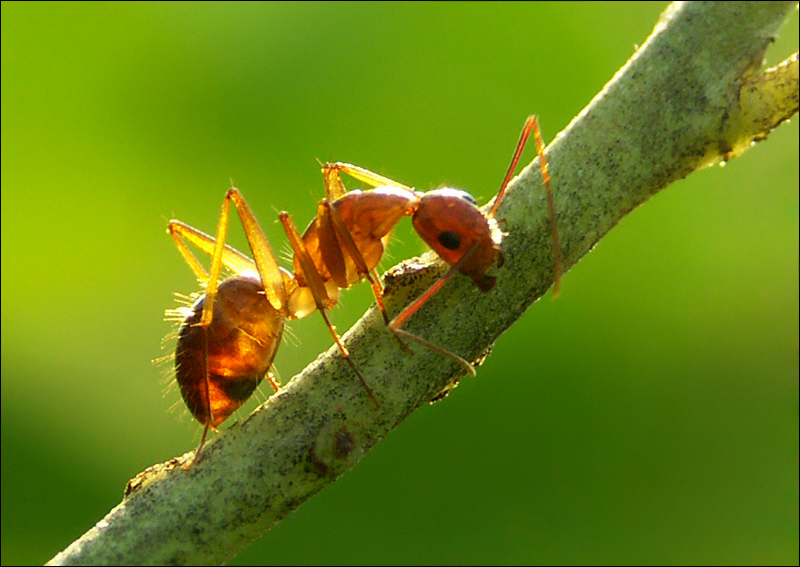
[387,245,481,378]
[530,117,562,297]
[489,116,562,296]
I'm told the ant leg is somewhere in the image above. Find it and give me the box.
[171,188,289,463]
[322,162,416,201]
[170,221,289,386]
[175,194,242,460]
[174,189,287,329]
[320,201,414,354]
[488,116,562,296]
[220,188,289,312]
[387,245,481,377]
[371,269,384,293]
[191,335,212,467]
[531,118,562,297]
[279,212,380,406]
[488,116,538,218]
[320,202,392,324]
[171,189,289,317]
[169,220,258,281]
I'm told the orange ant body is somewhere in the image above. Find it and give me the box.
[168,116,559,461]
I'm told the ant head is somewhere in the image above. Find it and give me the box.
[412,188,503,292]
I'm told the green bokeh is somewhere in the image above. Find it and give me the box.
[2,2,797,565]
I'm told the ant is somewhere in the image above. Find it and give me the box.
[167,116,560,463]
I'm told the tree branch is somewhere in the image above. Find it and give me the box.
[47,2,798,565]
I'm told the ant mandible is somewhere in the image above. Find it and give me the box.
[167,116,561,462]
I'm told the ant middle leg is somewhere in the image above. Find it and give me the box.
[278,211,380,406]
[322,162,416,201]
[319,201,412,354]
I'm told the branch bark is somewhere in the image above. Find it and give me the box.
[47,2,798,565]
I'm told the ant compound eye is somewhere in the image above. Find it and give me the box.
[438,230,461,250]
[458,192,477,205]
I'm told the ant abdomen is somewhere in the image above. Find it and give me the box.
[175,276,284,428]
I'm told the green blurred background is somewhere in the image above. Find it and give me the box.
[2,2,797,565]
